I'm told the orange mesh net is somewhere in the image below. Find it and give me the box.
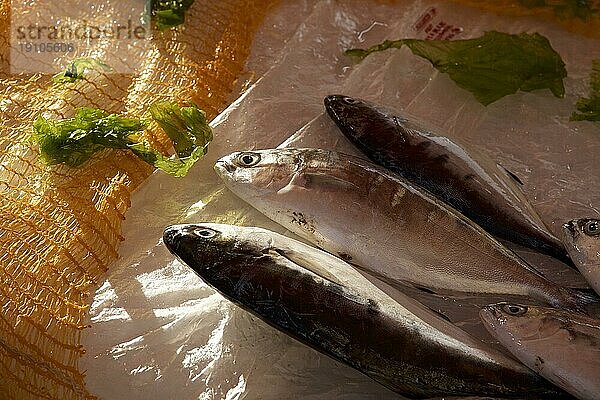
[0,1,276,398]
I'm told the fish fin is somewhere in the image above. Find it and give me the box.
[573,288,599,306]
[558,287,599,314]
[497,164,524,186]
[347,261,416,290]
[270,247,345,287]
[353,263,437,295]
[277,172,309,195]
[304,172,359,190]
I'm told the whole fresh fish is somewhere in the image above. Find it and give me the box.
[480,303,600,400]
[562,218,600,295]
[214,148,589,310]
[163,223,565,399]
[324,95,572,267]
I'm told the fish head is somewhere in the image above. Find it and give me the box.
[480,303,562,348]
[163,223,272,281]
[324,95,378,136]
[214,148,317,198]
[480,303,580,377]
[562,218,600,268]
[324,95,411,152]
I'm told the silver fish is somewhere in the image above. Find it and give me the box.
[324,95,572,267]
[481,303,600,400]
[163,223,565,399]
[214,148,588,310]
[562,219,600,295]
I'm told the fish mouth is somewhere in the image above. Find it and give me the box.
[324,94,366,140]
[163,224,187,255]
[562,220,576,235]
[163,223,218,254]
[323,94,348,121]
[163,223,225,272]
[214,158,236,176]
[479,304,504,328]
[561,220,578,244]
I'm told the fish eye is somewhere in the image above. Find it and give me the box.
[192,228,217,238]
[501,304,528,316]
[343,96,358,104]
[583,219,600,236]
[235,152,261,167]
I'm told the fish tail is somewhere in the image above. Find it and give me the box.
[554,287,598,313]
[573,288,599,306]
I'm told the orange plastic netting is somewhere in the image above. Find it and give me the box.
[0,1,276,398]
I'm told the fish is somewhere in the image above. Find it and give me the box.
[214,147,590,310]
[480,303,600,400]
[323,95,573,267]
[562,218,600,295]
[163,223,567,399]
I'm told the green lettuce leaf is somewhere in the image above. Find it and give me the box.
[33,108,146,167]
[142,101,213,177]
[346,31,567,106]
[151,0,196,31]
[52,58,111,84]
[129,141,209,177]
[32,101,213,177]
[570,59,600,121]
[149,101,212,157]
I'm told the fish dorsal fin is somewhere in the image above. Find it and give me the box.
[498,164,524,186]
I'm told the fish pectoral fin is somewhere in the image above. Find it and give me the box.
[277,172,309,195]
[270,247,346,286]
[497,163,524,186]
[348,261,445,296]
[304,171,359,191]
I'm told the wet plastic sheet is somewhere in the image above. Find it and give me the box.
[83,1,600,398]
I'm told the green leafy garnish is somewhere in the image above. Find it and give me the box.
[149,101,212,157]
[52,58,111,84]
[517,0,598,21]
[151,0,195,31]
[346,31,567,106]
[135,101,213,177]
[33,108,146,167]
[32,102,212,177]
[571,60,600,121]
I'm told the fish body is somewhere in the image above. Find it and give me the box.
[480,303,600,400]
[324,95,572,267]
[214,148,584,310]
[163,223,564,399]
[562,219,600,295]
